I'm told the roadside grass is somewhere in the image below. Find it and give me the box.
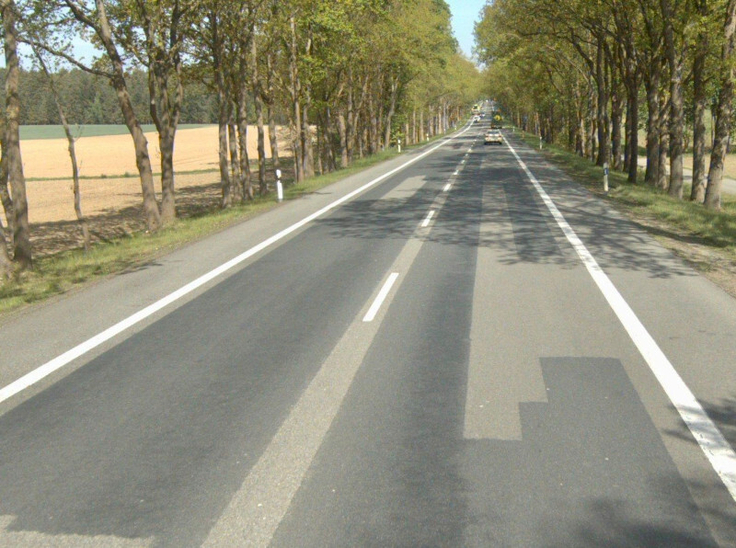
[0,131,456,316]
[519,131,736,254]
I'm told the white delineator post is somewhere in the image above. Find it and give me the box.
[276,169,283,202]
[397,138,401,153]
[603,162,609,193]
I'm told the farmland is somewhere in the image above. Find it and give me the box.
[5,124,290,256]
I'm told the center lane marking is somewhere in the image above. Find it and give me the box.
[363,273,399,322]
[204,135,473,547]
[421,209,436,228]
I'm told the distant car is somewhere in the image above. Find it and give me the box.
[473,115,481,123]
[484,129,503,145]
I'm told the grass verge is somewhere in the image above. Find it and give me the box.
[518,130,736,294]
[0,133,453,317]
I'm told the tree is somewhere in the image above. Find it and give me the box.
[705,0,736,210]
[1,0,32,270]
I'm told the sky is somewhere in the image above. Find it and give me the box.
[446,0,488,60]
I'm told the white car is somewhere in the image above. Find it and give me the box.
[484,129,503,145]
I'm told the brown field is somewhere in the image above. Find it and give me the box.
[2,125,293,256]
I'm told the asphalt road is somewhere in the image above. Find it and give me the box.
[1,119,736,547]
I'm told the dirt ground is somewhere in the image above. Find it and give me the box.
[1,125,293,256]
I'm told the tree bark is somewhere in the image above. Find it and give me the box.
[0,116,13,238]
[217,81,231,207]
[228,116,242,203]
[84,0,161,231]
[251,36,265,197]
[0,219,11,279]
[337,112,349,168]
[644,64,661,185]
[35,48,90,251]
[706,0,736,210]
[265,49,280,175]
[2,0,31,268]
[595,37,610,167]
[611,84,623,171]
[661,0,685,198]
[626,88,639,184]
[384,75,398,148]
[658,105,670,190]
[691,0,709,202]
[289,14,304,183]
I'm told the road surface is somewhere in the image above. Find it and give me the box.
[1,118,735,547]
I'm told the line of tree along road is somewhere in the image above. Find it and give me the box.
[475,0,736,210]
[0,0,483,276]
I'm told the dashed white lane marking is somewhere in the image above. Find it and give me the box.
[444,183,452,192]
[362,273,400,323]
[505,137,736,502]
[204,190,434,546]
[0,124,475,407]
[421,209,436,228]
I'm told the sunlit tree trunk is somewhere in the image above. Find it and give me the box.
[2,0,31,268]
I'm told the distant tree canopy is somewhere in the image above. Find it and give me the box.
[0,67,219,125]
[475,0,736,210]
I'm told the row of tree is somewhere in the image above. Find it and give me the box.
[475,0,736,210]
[0,0,482,275]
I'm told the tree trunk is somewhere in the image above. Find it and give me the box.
[35,47,90,251]
[249,34,263,198]
[0,116,13,238]
[217,81,231,207]
[626,88,639,184]
[253,98,265,198]
[337,112,349,168]
[706,0,736,210]
[691,0,709,202]
[595,38,610,167]
[148,58,180,225]
[662,0,685,198]
[303,91,314,178]
[611,85,623,171]
[92,0,160,231]
[658,108,670,190]
[265,51,280,174]
[228,117,242,203]
[2,0,31,268]
[289,14,304,183]
[644,64,661,185]
[384,76,398,148]
[0,220,11,279]
[237,92,254,202]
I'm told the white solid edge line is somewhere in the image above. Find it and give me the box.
[0,126,473,406]
[421,209,436,228]
[362,273,400,323]
[504,137,736,501]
